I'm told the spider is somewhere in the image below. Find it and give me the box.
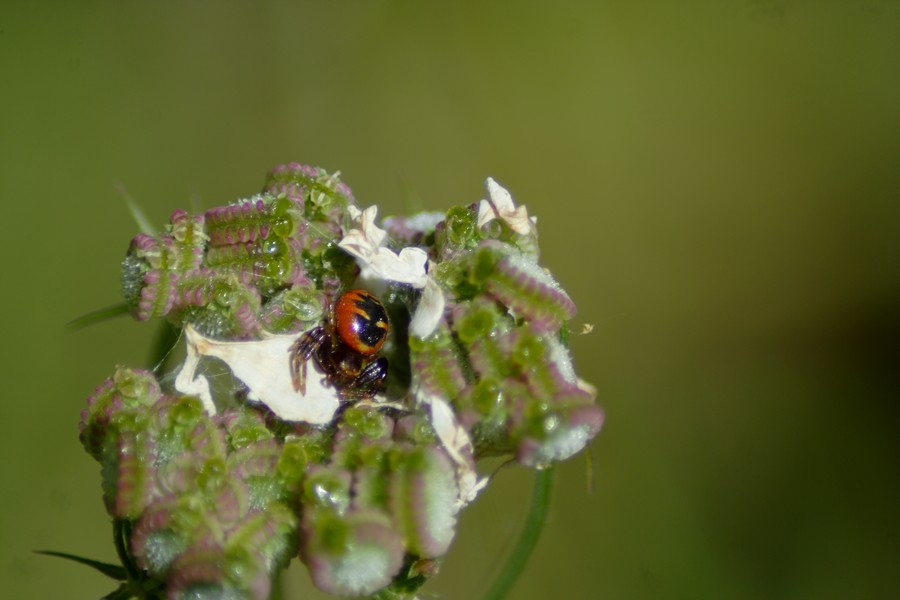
[289,289,389,401]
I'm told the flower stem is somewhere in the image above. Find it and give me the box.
[481,467,555,600]
[113,519,140,583]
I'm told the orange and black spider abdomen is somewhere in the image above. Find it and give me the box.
[334,289,390,356]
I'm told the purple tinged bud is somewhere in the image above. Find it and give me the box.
[219,407,274,450]
[303,466,353,514]
[304,509,404,597]
[137,268,179,320]
[225,505,297,571]
[210,479,250,527]
[109,430,154,519]
[130,233,159,254]
[80,379,120,458]
[81,369,162,460]
[263,163,356,212]
[389,446,459,558]
[258,284,324,334]
[502,327,576,401]
[131,496,187,573]
[410,326,468,402]
[393,414,431,445]
[173,269,218,309]
[227,440,284,510]
[228,439,281,479]
[155,459,193,497]
[467,333,510,382]
[478,242,576,333]
[516,403,604,468]
[205,198,276,248]
[165,544,230,600]
[349,448,393,512]
[169,209,206,272]
[335,182,354,204]
[232,297,261,338]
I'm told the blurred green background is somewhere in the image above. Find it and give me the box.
[2,1,898,598]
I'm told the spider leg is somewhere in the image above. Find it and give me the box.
[347,357,388,400]
[289,326,328,394]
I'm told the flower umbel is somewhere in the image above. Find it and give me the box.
[79,164,603,599]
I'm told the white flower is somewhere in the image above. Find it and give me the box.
[175,325,341,425]
[339,205,445,339]
[339,206,428,289]
[476,177,537,236]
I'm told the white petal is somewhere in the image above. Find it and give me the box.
[347,204,363,220]
[369,247,429,288]
[409,277,445,338]
[458,472,489,506]
[357,205,387,248]
[174,338,216,415]
[418,391,487,508]
[176,325,340,425]
[476,199,497,230]
[339,205,385,263]
[339,205,429,288]
[480,177,535,236]
[343,205,385,251]
[338,228,373,261]
[486,177,516,213]
[427,394,472,465]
